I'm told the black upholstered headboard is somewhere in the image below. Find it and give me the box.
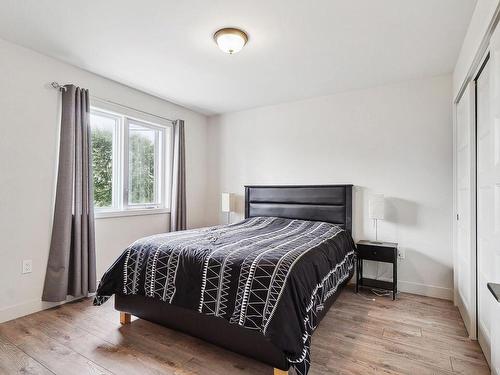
[245,185,353,233]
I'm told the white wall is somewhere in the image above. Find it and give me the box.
[207,75,453,300]
[0,38,209,322]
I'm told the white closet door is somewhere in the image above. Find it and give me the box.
[455,83,476,338]
[476,56,492,366]
[480,25,500,371]
[490,23,500,375]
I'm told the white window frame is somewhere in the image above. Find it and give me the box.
[90,99,173,219]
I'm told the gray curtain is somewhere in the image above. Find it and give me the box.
[170,119,186,231]
[42,85,96,302]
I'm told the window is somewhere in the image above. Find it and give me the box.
[90,102,172,218]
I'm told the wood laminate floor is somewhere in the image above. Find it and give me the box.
[0,287,489,375]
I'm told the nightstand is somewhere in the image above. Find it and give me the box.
[355,240,398,300]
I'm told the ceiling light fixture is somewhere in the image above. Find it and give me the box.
[213,27,248,54]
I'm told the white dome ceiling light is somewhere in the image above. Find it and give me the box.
[213,27,248,54]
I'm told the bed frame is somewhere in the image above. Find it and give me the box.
[116,184,353,375]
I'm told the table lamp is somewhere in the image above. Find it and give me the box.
[221,192,234,224]
[369,194,385,243]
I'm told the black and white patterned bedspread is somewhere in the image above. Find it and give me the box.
[94,216,355,375]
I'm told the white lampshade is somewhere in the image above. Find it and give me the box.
[221,192,234,212]
[368,194,385,220]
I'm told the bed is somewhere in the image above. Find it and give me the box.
[94,185,355,375]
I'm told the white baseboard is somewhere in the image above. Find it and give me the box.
[0,299,58,323]
[2,278,453,323]
[397,280,453,300]
[349,276,453,300]
[0,296,85,324]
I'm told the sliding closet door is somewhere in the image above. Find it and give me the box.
[476,56,493,366]
[455,83,476,339]
[477,25,500,369]
[489,24,500,375]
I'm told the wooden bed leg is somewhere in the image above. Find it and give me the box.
[120,312,131,325]
[274,369,288,375]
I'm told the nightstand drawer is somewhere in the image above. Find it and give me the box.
[357,244,396,263]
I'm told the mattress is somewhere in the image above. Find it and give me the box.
[94,216,355,374]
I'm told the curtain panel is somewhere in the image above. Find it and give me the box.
[42,85,96,302]
[170,119,186,232]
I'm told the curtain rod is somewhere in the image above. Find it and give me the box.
[50,81,176,124]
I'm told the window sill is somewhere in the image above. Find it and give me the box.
[94,208,170,219]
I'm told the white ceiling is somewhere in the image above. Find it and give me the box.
[0,0,476,115]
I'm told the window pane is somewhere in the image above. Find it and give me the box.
[128,122,157,205]
[90,112,116,208]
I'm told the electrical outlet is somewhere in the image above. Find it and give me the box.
[22,259,32,274]
[398,248,406,260]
